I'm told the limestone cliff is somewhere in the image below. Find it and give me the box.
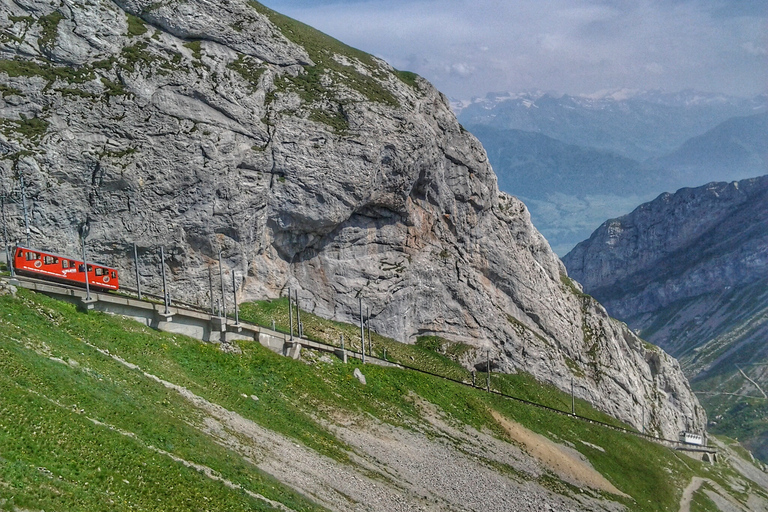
[563,176,768,457]
[0,0,704,437]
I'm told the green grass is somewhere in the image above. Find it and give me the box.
[1,115,49,142]
[0,290,326,511]
[0,59,94,87]
[690,483,720,512]
[37,11,64,52]
[0,289,760,512]
[227,54,265,91]
[249,0,415,133]
[126,13,148,37]
[0,83,22,98]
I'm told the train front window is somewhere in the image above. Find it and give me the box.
[111,271,116,278]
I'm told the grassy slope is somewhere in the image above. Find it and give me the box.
[0,288,764,511]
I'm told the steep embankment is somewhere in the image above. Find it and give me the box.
[563,176,768,460]
[2,284,767,511]
[0,0,703,436]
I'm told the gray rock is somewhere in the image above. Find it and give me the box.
[0,0,704,438]
[353,368,366,385]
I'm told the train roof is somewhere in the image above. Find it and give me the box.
[14,245,118,272]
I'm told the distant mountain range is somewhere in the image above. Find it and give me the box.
[653,112,768,183]
[563,176,768,462]
[457,91,768,254]
[456,89,767,161]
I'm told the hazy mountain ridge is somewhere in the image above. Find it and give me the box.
[0,0,704,438]
[459,93,768,254]
[562,175,768,461]
[653,111,768,183]
[456,89,767,160]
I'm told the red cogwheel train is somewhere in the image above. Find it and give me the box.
[12,245,120,291]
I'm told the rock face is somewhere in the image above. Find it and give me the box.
[563,176,768,457]
[563,177,768,329]
[0,0,704,437]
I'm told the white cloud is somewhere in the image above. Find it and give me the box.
[260,0,768,99]
[742,41,767,56]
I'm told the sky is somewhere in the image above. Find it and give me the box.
[259,0,767,101]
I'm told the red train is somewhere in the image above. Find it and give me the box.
[13,245,120,291]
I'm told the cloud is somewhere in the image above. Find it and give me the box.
[450,63,474,77]
[742,41,767,56]
[260,0,768,99]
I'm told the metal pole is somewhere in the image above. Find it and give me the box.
[2,194,11,277]
[288,287,294,340]
[367,306,371,356]
[81,237,91,301]
[133,243,142,300]
[359,297,365,364]
[295,289,301,338]
[571,377,575,415]
[218,249,226,318]
[340,334,344,350]
[232,270,239,325]
[208,266,214,315]
[0,194,5,247]
[486,350,490,392]
[18,170,30,247]
[160,246,169,314]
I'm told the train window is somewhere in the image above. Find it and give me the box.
[87,265,93,272]
[111,271,116,279]
[26,252,38,261]
[95,268,104,276]
[44,256,56,265]
[62,260,69,269]
[16,249,22,257]
[78,264,85,272]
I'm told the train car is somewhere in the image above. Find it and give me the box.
[679,431,704,446]
[13,246,120,291]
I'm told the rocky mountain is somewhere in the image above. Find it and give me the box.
[563,175,768,460]
[0,0,704,437]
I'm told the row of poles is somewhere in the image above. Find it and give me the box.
[133,245,241,322]
[1,171,586,416]
[286,291,378,364]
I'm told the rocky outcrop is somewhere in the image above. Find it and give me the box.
[563,177,768,327]
[563,176,768,456]
[0,0,704,437]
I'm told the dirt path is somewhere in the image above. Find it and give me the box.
[737,365,767,398]
[679,476,752,512]
[490,410,629,497]
[679,477,704,512]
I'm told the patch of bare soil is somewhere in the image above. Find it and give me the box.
[489,410,629,498]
